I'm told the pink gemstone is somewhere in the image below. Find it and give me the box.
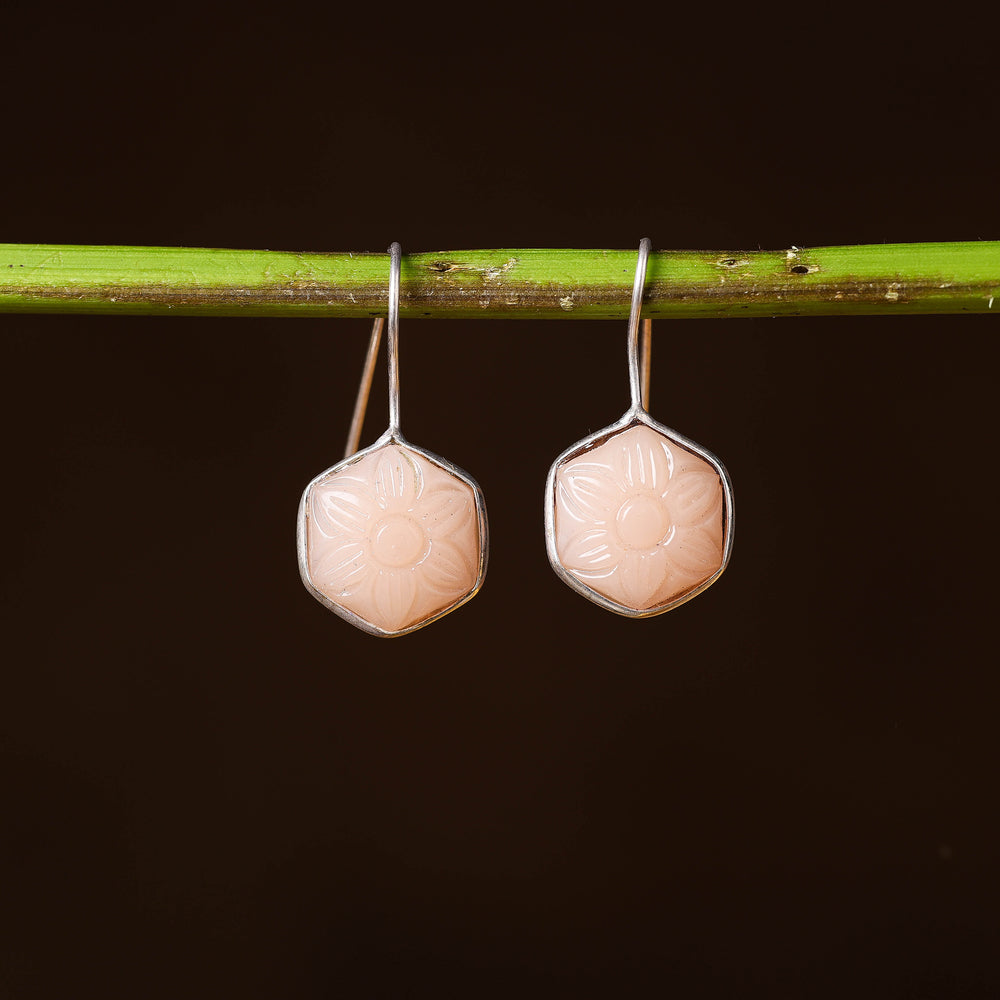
[553,423,728,613]
[304,442,484,634]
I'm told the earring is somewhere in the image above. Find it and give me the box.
[297,243,488,636]
[544,238,733,616]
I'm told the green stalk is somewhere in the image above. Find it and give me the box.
[1,242,997,319]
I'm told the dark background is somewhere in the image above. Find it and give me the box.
[2,7,997,998]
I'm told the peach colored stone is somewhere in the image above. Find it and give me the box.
[554,423,726,611]
[306,443,482,633]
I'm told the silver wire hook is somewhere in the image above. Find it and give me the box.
[640,316,652,412]
[343,317,384,459]
[627,237,652,412]
[387,241,402,435]
[343,243,403,457]
[348,240,650,457]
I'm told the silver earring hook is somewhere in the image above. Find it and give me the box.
[387,241,402,436]
[640,316,652,412]
[348,240,650,457]
[343,316,384,459]
[627,238,652,412]
[342,243,404,457]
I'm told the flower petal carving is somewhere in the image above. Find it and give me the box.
[305,442,484,633]
[312,481,371,537]
[663,525,723,577]
[617,433,673,493]
[667,471,724,527]
[419,486,477,538]
[420,539,475,595]
[552,423,727,613]
[372,569,418,631]
[375,447,421,508]
[312,539,368,593]
[557,467,618,523]
[560,528,619,577]
[618,547,670,608]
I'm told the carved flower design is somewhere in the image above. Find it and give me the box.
[306,443,482,633]
[553,423,726,611]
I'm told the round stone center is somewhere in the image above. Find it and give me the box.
[615,494,670,550]
[372,515,426,568]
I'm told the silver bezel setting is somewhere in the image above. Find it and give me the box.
[297,427,489,638]
[543,405,734,619]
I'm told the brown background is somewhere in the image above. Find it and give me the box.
[2,7,998,998]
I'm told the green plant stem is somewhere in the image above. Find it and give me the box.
[1,242,997,319]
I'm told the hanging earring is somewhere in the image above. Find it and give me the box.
[297,243,488,636]
[544,238,733,617]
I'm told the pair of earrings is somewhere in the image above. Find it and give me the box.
[297,241,734,637]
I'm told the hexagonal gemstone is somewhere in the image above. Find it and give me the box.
[304,442,484,634]
[553,423,727,612]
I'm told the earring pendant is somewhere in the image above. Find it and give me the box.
[544,239,733,616]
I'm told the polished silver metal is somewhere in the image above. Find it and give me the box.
[543,238,734,618]
[344,317,383,459]
[627,237,651,410]
[297,243,489,637]
[387,241,401,435]
[640,317,652,411]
